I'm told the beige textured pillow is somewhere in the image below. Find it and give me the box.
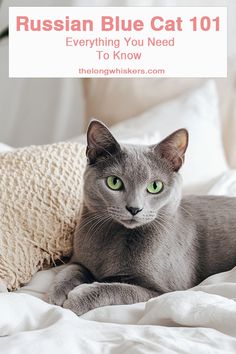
[0,142,86,290]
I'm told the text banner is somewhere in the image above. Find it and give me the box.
[9,7,227,78]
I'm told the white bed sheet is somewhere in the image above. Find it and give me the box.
[0,170,234,353]
[0,266,235,353]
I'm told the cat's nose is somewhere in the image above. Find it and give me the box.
[126,206,143,216]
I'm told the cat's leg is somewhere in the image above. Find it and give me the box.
[48,263,94,306]
[63,282,159,316]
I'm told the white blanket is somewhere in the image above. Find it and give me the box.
[1,170,236,353]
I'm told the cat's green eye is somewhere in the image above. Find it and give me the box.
[147,180,163,194]
[106,176,123,191]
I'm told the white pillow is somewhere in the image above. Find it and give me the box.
[111,81,228,194]
[0,143,13,152]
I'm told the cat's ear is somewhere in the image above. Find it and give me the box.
[155,129,189,172]
[86,119,121,164]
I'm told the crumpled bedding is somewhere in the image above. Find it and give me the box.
[1,165,236,353]
[0,266,236,354]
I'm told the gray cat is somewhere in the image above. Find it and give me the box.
[48,120,236,316]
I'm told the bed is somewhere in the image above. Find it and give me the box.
[0,263,233,353]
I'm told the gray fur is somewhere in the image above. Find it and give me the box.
[48,120,236,316]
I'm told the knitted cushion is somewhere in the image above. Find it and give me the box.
[0,142,86,290]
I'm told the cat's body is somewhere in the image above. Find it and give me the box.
[72,196,236,293]
[48,121,236,315]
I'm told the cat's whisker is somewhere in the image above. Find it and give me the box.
[77,214,105,229]
[86,215,109,235]
[85,213,113,240]
[96,216,113,236]
[178,204,193,217]
[76,212,110,234]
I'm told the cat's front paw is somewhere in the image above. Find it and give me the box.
[47,283,70,306]
[63,282,104,316]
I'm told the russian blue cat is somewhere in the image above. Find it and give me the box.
[48,120,236,315]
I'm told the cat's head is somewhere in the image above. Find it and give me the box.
[83,120,188,229]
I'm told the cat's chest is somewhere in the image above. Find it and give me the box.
[74,225,165,284]
[73,215,197,291]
